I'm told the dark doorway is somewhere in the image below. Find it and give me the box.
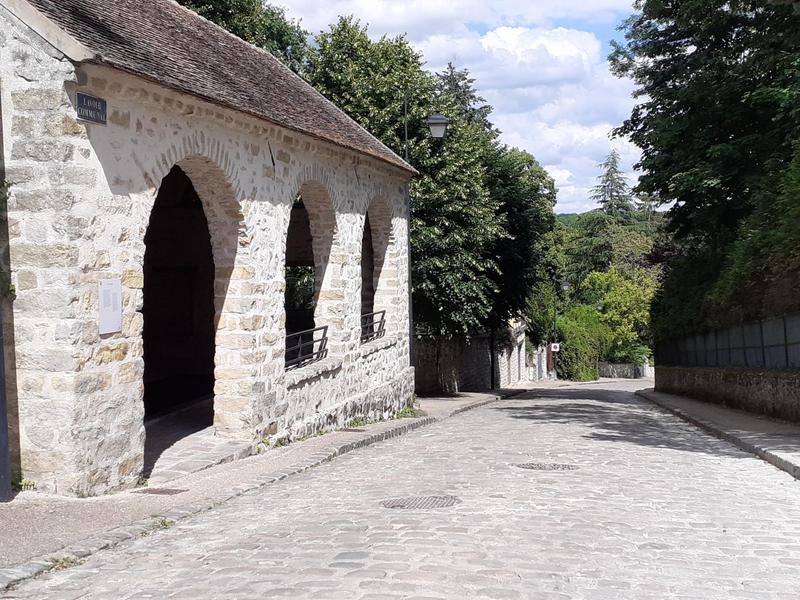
[143,166,215,421]
[360,213,375,317]
[284,198,316,335]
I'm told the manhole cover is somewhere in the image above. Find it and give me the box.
[516,463,578,471]
[381,495,461,510]
[133,488,188,496]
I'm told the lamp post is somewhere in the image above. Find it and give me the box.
[405,104,449,368]
[402,95,449,160]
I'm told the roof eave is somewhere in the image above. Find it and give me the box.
[1,0,95,61]
[4,0,418,178]
[86,58,418,178]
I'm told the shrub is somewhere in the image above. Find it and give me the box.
[556,305,612,381]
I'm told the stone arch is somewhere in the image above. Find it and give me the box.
[140,152,249,453]
[283,179,340,363]
[362,197,397,336]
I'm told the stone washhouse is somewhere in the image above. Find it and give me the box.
[0,0,416,496]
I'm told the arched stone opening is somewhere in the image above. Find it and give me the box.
[141,155,243,475]
[284,181,336,367]
[361,198,394,341]
[143,165,215,419]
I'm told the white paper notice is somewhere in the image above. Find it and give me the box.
[98,278,123,335]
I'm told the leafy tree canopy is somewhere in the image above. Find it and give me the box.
[177,0,308,71]
[581,267,656,363]
[483,146,556,328]
[611,0,800,337]
[305,18,517,338]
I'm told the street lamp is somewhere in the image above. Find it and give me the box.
[402,94,450,160]
[426,114,450,139]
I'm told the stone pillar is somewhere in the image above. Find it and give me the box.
[366,196,402,337]
[177,158,263,440]
[2,62,123,494]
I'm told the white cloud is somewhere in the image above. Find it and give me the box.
[278,0,640,213]
[280,0,633,38]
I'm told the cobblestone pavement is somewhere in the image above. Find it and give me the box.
[7,380,800,599]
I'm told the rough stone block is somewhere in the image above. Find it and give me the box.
[16,271,37,290]
[45,115,87,137]
[121,270,144,289]
[10,88,66,110]
[94,343,129,365]
[11,114,36,136]
[10,189,75,211]
[11,140,74,162]
[52,165,98,186]
[12,243,79,268]
[75,372,111,394]
[116,361,143,384]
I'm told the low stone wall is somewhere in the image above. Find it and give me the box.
[655,366,800,422]
[599,362,654,379]
[413,324,529,395]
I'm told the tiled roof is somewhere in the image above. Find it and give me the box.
[24,0,413,174]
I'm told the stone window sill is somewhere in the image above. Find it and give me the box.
[360,333,399,358]
[284,355,343,388]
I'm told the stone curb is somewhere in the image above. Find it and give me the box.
[0,389,521,591]
[635,389,800,482]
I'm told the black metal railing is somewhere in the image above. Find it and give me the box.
[361,310,386,343]
[285,325,328,370]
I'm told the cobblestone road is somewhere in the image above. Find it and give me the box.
[7,381,800,599]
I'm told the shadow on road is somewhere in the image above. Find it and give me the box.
[493,385,745,457]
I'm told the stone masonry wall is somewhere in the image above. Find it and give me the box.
[655,366,800,423]
[413,322,528,395]
[599,362,655,379]
[0,12,414,495]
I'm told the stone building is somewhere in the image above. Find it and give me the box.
[0,0,415,496]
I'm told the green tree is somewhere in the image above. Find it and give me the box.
[525,226,566,346]
[581,268,656,363]
[563,211,615,289]
[709,145,800,323]
[306,17,436,159]
[484,146,556,328]
[435,63,493,130]
[305,18,505,337]
[634,192,658,224]
[609,226,655,277]
[611,0,800,337]
[591,150,633,218]
[177,0,308,71]
[556,305,612,381]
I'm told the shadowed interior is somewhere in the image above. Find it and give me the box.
[143,165,215,420]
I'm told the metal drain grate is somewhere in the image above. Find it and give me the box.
[133,488,188,496]
[381,495,461,510]
[340,428,366,432]
[516,463,579,471]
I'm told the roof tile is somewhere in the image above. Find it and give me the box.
[24,0,413,174]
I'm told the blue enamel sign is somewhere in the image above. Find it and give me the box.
[76,92,107,125]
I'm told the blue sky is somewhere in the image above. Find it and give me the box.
[277,0,640,213]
